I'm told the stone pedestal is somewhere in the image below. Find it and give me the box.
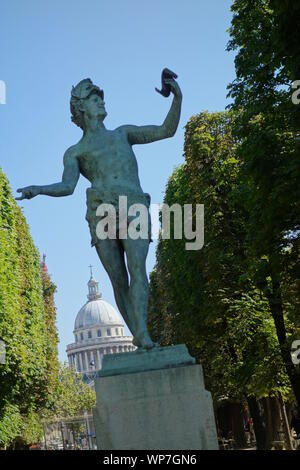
[93,344,218,450]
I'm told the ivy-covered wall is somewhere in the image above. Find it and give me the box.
[0,167,59,447]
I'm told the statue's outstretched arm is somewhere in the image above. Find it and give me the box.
[16,147,80,200]
[123,79,182,145]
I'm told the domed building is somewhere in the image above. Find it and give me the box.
[66,268,134,382]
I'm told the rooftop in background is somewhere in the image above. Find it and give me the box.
[66,270,134,385]
[74,271,123,330]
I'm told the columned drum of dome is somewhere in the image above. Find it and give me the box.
[66,269,135,384]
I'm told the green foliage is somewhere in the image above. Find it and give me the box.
[0,403,23,446]
[41,270,60,410]
[0,167,59,446]
[227,0,300,403]
[269,0,300,82]
[227,0,300,257]
[148,111,292,405]
[149,165,197,347]
[0,402,44,448]
[150,1,300,407]
[52,364,96,418]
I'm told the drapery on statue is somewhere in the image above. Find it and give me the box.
[16,69,182,350]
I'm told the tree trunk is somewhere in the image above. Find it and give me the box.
[269,396,281,442]
[217,401,247,447]
[217,403,232,438]
[279,394,293,450]
[267,272,300,406]
[230,402,248,448]
[261,397,273,449]
[247,396,267,449]
[261,397,282,448]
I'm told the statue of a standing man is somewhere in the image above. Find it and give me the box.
[17,71,182,349]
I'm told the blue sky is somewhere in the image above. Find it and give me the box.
[0,0,235,362]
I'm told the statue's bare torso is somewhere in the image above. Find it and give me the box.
[76,127,143,195]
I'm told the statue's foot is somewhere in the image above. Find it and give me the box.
[132,337,142,348]
[133,330,159,350]
[133,337,154,350]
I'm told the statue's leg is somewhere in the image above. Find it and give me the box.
[122,236,154,349]
[95,238,138,340]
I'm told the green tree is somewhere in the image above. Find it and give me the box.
[270,0,300,84]
[0,167,60,447]
[148,111,292,448]
[53,364,96,418]
[41,266,60,411]
[227,0,300,404]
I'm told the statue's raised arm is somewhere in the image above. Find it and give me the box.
[123,72,182,146]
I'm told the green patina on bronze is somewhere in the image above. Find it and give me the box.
[17,70,182,350]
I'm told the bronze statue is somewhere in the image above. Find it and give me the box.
[17,71,182,349]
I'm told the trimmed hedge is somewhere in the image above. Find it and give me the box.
[0,167,59,447]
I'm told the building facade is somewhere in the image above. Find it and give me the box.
[66,270,134,382]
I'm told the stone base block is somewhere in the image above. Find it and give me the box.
[93,345,218,450]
